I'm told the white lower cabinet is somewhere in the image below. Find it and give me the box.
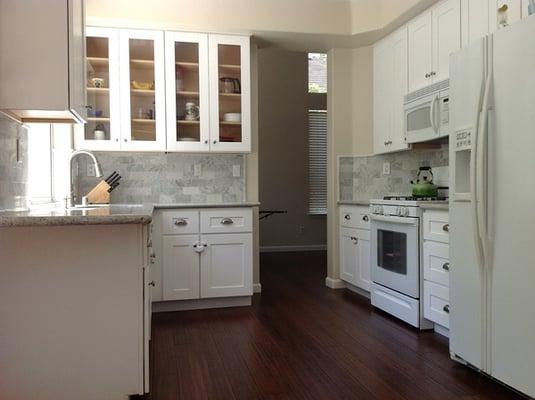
[157,208,253,305]
[339,206,371,292]
[162,234,201,300]
[200,233,253,298]
[422,209,450,332]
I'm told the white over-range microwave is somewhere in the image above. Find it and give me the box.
[404,79,450,144]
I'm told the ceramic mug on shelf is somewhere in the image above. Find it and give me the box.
[93,124,106,140]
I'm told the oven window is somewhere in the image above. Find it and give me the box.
[407,106,431,131]
[377,229,407,275]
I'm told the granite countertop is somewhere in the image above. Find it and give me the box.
[338,200,370,206]
[0,202,261,227]
[418,202,449,211]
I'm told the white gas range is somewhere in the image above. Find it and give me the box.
[369,196,448,328]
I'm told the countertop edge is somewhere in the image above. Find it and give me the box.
[337,200,370,206]
[418,203,450,211]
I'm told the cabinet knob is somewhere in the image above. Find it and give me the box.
[425,73,430,78]
[124,138,127,142]
[148,281,156,287]
[220,218,234,225]
[204,140,208,144]
[442,262,450,271]
[443,304,450,314]
[115,138,119,142]
[85,105,93,110]
[362,215,369,222]
[344,214,351,220]
[430,71,436,76]
[350,236,358,244]
[442,223,450,232]
[174,218,188,226]
[213,140,217,144]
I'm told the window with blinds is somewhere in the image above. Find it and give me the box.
[308,110,327,215]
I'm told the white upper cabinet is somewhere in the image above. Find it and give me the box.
[433,0,462,82]
[76,28,251,153]
[461,0,491,46]
[408,0,461,92]
[119,29,167,151]
[209,34,251,153]
[373,27,409,154]
[0,0,86,124]
[165,32,210,152]
[76,27,121,150]
[408,11,433,92]
[461,0,527,47]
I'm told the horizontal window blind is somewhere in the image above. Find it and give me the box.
[308,110,327,215]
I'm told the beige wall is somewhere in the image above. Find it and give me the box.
[258,49,326,249]
[326,46,373,282]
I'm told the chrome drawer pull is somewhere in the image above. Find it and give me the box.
[443,305,450,313]
[442,223,449,232]
[350,236,358,244]
[174,218,188,226]
[148,281,155,287]
[221,218,234,225]
[442,262,450,271]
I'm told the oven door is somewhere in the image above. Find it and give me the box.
[370,215,419,298]
[405,94,439,144]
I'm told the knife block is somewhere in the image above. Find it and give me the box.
[85,180,110,204]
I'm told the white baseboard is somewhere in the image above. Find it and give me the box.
[260,244,327,253]
[325,276,345,289]
[253,283,262,293]
[152,296,251,312]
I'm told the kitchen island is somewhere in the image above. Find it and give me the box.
[0,205,153,399]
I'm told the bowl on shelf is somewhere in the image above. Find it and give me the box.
[223,113,241,122]
[87,110,103,118]
[131,80,154,90]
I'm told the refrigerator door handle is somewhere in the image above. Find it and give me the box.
[476,38,493,270]
[470,39,487,272]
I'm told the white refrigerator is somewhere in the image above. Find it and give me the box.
[449,16,535,398]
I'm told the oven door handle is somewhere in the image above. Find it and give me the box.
[370,215,418,226]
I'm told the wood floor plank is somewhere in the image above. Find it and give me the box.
[149,251,524,400]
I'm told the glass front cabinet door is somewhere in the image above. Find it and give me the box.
[209,34,251,152]
[75,27,121,150]
[119,29,166,151]
[165,32,210,152]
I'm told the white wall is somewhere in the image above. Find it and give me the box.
[326,46,373,281]
[258,49,327,251]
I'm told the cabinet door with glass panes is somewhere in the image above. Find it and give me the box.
[208,35,251,152]
[75,27,121,151]
[119,29,166,151]
[165,32,210,152]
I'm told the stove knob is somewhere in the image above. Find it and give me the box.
[402,207,409,217]
[379,206,384,215]
[396,207,402,216]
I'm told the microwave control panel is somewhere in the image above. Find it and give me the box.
[454,128,472,151]
[440,97,450,126]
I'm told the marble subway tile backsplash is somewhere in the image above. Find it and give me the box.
[0,115,28,210]
[76,152,246,204]
[339,144,449,201]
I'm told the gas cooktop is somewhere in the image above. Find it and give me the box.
[382,196,448,201]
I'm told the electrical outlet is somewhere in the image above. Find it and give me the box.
[232,165,241,177]
[383,162,391,175]
[194,163,202,177]
[87,164,96,177]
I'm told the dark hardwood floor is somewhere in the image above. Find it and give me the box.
[149,251,522,400]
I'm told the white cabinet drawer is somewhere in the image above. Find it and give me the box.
[200,208,253,234]
[424,281,450,328]
[340,206,370,230]
[161,210,199,235]
[423,241,450,287]
[423,210,449,243]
